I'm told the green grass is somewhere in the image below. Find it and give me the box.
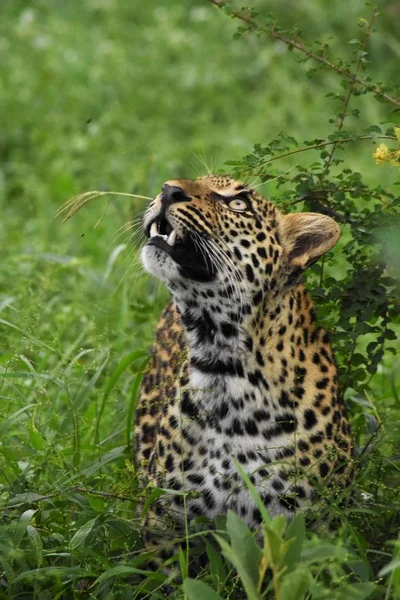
[1,0,400,598]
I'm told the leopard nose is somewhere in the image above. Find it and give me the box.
[161,184,190,206]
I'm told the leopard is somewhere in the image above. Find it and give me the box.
[135,174,353,535]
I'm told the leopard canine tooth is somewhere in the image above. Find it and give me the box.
[150,222,158,237]
[167,229,177,246]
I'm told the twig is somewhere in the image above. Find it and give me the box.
[2,492,61,510]
[207,0,400,108]
[319,256,325,287]
[248,135,397,174]
[323,7,378,174]
[73,487,136,502]
[1,486,137,510]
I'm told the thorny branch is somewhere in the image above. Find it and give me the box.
[323,7,379,175]
[247,135,397,175]
[207,0,400,108]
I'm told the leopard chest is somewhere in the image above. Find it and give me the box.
[152,368,314,524]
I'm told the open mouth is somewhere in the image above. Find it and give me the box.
[146,217,180,247]
[145,216,216,282]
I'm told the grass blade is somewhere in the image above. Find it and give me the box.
[56,191,152,223]
[94,351,148,448]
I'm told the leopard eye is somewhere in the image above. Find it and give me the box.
[227,198,249,212]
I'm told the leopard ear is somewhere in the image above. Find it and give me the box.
[279,212,341,268]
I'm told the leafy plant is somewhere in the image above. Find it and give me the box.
[208,0,400,400]
[185,509,376,600]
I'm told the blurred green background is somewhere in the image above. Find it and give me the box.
[0,0,399,596]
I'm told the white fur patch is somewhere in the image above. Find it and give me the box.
[141,245,181,284]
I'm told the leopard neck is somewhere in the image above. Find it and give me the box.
[172,283,320,377]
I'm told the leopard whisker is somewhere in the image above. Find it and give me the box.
[192,233,236,307]
[198,235,245,321]
[205,237,250,322]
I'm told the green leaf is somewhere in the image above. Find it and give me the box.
[28,425,45,451]
[183,578,224,600]
[269,514,286,539]
[205,539,228,590]
[302,543,345,563]
[69,517,97,550]
[27,525,43,566]
[385,328,397,340]
[178,545,188,581]
[378,558,400,577]
[141,485,186,519]
[341,582,376,599]
[141,488,166,519]
[7,492,54,506]
[93,565,165,585]
[14,567,92,583]
[351,353,365,367]
[214,531,260,600]
[263,525,282,567]
[284,513,305,570]
[279,567,311,600]
[14,509,36,547]
[226,510,261,587]
[0,405,37,438]
[348,559,371,582]
[78,445,127,480]
[0,557,14,587]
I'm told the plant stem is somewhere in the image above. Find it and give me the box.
[207,0,400,107]
[323,7,378,174]
[248,135,396,173]
[319,256,325,287]
[2,486,137,510]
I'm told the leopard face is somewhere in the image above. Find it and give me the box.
[141,175,340,311]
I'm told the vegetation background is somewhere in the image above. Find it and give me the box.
[0,0,399,598]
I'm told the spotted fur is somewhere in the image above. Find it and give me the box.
[136,175,353,530]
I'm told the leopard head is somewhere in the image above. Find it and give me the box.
[141,175,340,310]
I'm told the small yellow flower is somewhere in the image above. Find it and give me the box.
[389,149,400,166]
[372,131,400,171]
[373,143,391,165]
